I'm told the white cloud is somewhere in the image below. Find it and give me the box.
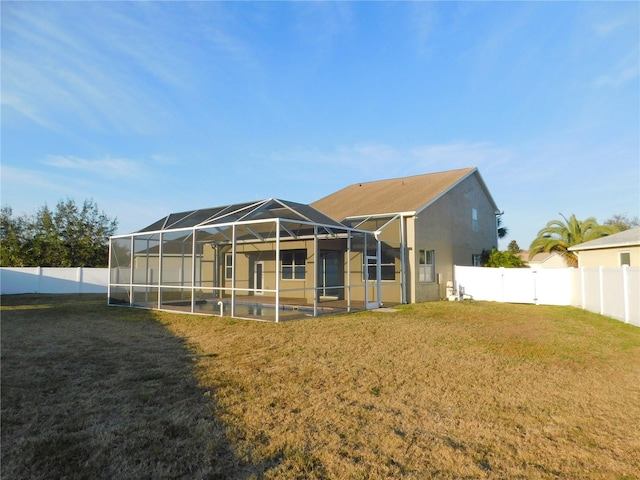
[0,164,68,194]
[409,143,514,170]
[41,155,144,179]
[591,49,639,88]
[408,2,438,59]
[266,141,514,184]
[594,9,637,37]
[1,2,226,134]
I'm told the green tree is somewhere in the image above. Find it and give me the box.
[529,213,618,268]
[0,206,27,266]
[604,213,639,232]
[26,205,65,266]
[484,248,528,268]
[0,199,117,267]
[507,240,522,254]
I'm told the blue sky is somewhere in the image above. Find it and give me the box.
[2,1,638,248]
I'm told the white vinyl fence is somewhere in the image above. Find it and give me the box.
[0,267,108,295]
[454,265,639,327]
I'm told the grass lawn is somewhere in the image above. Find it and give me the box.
[2,295,639,479]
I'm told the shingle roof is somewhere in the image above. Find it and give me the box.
[311,167,496,221]
[518,251,567,265]
[568,226,640,251]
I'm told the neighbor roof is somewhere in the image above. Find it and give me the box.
[568,226,640,252]
[137,198,345,233]
[518,251,567,265]
[311,167,498,221]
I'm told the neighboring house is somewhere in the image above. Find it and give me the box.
[108,167,500,320]
[568,227,640,267]
[312,167,500,303]
[517,251,570,268]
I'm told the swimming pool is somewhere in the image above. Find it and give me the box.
[194,299,334,320]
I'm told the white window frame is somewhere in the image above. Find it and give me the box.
[419,249,435,283]
[364,252,396,282]
[472,208,478,232]
[281,249,306,280]
[224,253,233,280]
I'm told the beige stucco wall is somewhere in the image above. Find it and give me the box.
[575,246,640,268]
[410,174,498,303]
[198,237,377,305]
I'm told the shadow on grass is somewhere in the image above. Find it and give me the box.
[1,295,279,480]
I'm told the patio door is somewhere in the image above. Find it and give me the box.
[318,251,342,300]
[253,260,264,295]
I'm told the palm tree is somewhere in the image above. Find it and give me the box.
[529,213,619,267]
[497,214,508,239]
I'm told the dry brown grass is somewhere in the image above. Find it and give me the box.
[1,295,256,480]
[2,295,639,479]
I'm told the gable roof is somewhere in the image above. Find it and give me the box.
[518,250,568,266]
[568,226,640,252]
[311,167,498,221]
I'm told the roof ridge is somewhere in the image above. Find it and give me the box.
[344,167,476,188]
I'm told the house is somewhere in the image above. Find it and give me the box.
[568,227,640,267]
[109,198,381,321]
[517,251,570,268]
[312,167,500,303]
[108,167,500,320]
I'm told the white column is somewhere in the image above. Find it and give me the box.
[157,234,163,309]
[346,232,352,312]
[313,226,318,317]
[231,225,236,318]
[191,229,197,314]
[275,219,280,323]
[376,238,382,307]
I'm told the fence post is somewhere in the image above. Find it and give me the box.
[599,266,604,316]
[580,267,586,310]
[36,266,43,294]
[77,267,83,294]
[622,265,629,324]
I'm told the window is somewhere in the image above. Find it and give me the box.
[365,249,397,281]
[281,250,306,280]
[472,208,478,232]
[472,254,483,266]
[419,249,435,283]
[620,252,631,266]
[225,253,233,280]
